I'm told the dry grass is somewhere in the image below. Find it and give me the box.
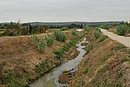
[68,33,130,87]
[0,30,76,87]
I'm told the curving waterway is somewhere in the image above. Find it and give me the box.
[30,38,87,87]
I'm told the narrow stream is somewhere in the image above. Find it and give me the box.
[30,38,87,87]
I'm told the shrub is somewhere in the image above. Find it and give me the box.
[37,40,46,52]
[54,49,64,59]
[94,28,101,39]
[72,28,76,35]
[84,26,92,35]
[116,24,129,36]
[82,68,88,74]
[30,34,40,47]
[100,24,111,29]
[99,35,108,42]
[62,45,70,51]
[60,27,68,31]
[45,36,54,47]
[54,30,66,42]
[35,25,49,33]
[69,40,76,46]
[30,35,47,52]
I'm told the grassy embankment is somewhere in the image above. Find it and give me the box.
[0,29,88,87]
[68,29,130,87]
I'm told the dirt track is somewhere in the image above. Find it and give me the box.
[101,29,130,48]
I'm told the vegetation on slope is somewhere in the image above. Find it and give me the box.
[101,22,130,37]
[68,30,130,87]
[116,24,130,36]
[0,28,88,87]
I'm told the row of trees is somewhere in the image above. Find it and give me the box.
[0,22,85,36]
[0,22,49,36]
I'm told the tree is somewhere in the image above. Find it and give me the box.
[70,23,77,28]
[34,25,49,34]
[28,23,33,35]
[6,21,21,36]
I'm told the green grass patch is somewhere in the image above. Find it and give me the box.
[63,70,69,73]
[86,46,93,54]
[121,57,129,63]
[116,44,126,50]
[43,79,57,87]
[99,35,108,42]
[128,49,130,54]
[82,68,88,74]
[117,72,123,78]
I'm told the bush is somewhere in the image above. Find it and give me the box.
[45,36,54,47]
[37,40,46,52]
[116,24,129,36]
[30,34,40,47]
[54,30,66,42]
[30,35,47,52]
[100,24,111,29]
[62,45,70,51]
[54,49,64,59]
[69,40,76,46]
[72,28,76,35]
[84,26,92,32]
[94,28,101,39]
[60,27,68,31]
[34,25,49,33]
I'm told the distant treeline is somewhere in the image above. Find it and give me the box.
[0,21,123,29]
[0,21,124,36]
[29,21,123,28]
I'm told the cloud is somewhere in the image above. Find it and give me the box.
[0,0,130,22]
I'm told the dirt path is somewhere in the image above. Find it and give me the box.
[101,29,130,48]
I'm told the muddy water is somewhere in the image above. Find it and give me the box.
[30,39,87,87]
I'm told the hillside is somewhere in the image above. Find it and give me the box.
[1,28,130,87]
[0,34,61,87]
[68,33,130,87]
[0,29,86,87]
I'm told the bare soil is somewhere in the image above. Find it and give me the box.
[58,72,71,84]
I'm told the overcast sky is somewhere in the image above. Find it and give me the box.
[0,0,130,23]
